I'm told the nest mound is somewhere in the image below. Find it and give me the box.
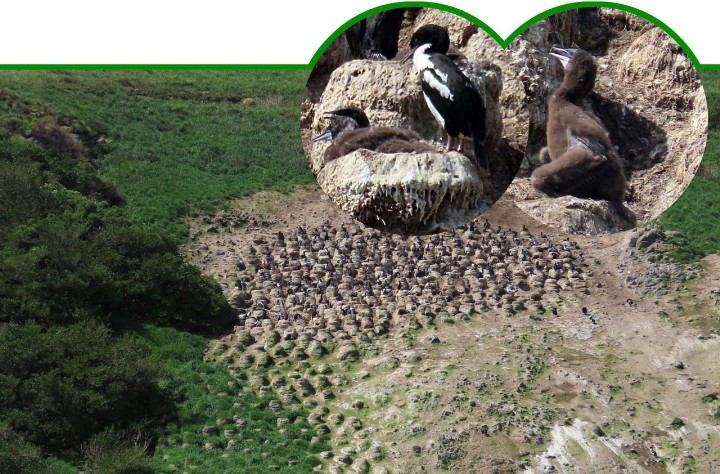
[318,150,492,233]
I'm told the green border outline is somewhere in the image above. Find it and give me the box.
[1,2,718,70]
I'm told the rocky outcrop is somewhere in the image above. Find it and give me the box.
[317,150,491,233]
[304,10,513,235]
[470,8,705,234]
[621,227,701,296]
[516,196,636,235]
[611,24,707,219]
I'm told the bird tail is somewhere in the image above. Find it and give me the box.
[472,121,488,171]
[473,139,487,171]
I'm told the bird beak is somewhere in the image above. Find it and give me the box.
[549,46,578,69]
[312,128,333,142]
[312,111,341,142]
[400,46,417,64]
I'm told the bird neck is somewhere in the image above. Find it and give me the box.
[555,62,596,102]
[412,43,434,72]
[555,76,593,102]
[326,116,365,143]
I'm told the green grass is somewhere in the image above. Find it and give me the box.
[0,71,318,471]
[0,70,313,242]
[140,326,326,473]
[657,71,720,262]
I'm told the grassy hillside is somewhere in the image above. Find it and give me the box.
[0,70,313,242]
[657,70,720,261]
[0,70,324,473]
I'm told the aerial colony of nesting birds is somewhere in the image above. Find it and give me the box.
[206,218,590,470]
[310,10,631,234]
[214,220,589,372]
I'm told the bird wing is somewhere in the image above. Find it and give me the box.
[419,54,485,138]
[422,63,454,100]
[568,133,610,157]
[565,107,613,157]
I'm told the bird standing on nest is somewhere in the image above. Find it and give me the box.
[404,24,488,171]
[313,106,436,163]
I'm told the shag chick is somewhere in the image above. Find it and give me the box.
[531,47,627,202]
[313,106,436,163]
[405,24,487,170]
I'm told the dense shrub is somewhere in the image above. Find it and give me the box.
[0,321,168,458]
[0,131,234,332]
[0,91,234,469]
[89,226,235,333]
[0,424,55,474]
[81,429,157,474]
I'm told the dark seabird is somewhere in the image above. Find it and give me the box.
[405,24,487,170]
[531,47,627,202]
[344,9,406,60]
[313,106,436,163]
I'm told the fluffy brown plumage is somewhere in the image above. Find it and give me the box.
[531,47,627,202]
[314,106,436,163]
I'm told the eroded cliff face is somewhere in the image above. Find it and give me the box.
[302,7,707,235]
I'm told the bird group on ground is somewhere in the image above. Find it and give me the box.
[313,14,629,206]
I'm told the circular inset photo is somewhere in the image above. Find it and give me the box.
[302,6,707,237]
[494,8,707,235]
[301,8,524,235]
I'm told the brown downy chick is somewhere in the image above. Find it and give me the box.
[532,47,627,202]
[313,106,436,163]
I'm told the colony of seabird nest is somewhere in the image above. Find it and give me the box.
[211,219,588,373]
[201,216,592,469]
